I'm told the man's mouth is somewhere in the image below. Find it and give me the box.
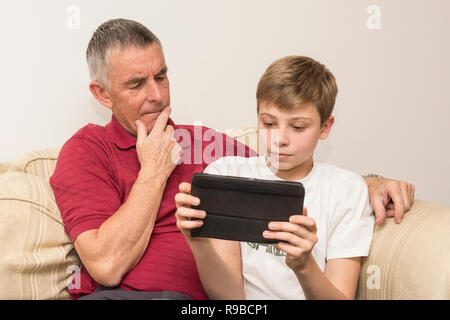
[141,106,168,118]
[141,110,162,119]
[142,110,161,115]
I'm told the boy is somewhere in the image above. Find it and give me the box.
[175,56,374,299]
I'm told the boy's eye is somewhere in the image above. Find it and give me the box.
[292,126,304,130]
[263,122,274,127]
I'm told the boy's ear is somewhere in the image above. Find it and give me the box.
[319,116,335,140]
[89,81,114,110]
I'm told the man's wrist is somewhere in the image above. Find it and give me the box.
[362,173,384,181]
[137,169,168,186]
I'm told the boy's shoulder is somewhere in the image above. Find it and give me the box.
[316,162,366,189]
[204,156,265,177]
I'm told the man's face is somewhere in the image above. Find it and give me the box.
[105,43,170,136]
[258,101,333,180]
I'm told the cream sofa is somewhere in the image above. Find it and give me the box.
[1,128,449,300]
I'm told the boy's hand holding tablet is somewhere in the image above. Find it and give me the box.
[175,174,317,272]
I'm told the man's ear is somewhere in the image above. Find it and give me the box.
[319,115,335,140]
[89,81,113,110]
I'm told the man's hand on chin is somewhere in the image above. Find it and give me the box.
[365,176,415,225]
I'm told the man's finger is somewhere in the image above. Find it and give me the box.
[371,197,387,225]
[170,143,183,165]
[389,186,405,224]
[135,120,147,145]
[151,106,172,134]
[401,183,411,211]
[407,183,415,209]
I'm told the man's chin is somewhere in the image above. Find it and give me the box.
[139,113,161,131]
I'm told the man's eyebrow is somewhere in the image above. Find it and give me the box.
[123,66,168,87]
[156,66,168,76]
[124,77,145,86]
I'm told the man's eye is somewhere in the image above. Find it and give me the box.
[155,75,166,82]
[130,82,143,89]
[292,126,304,131]
[263,122,274,127]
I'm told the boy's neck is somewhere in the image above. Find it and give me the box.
[266,156,314,182]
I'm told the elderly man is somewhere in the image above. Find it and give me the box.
[50,19,415,300]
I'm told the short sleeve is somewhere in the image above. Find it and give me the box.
[326,175,375,260]
[49,136,122,242]
[203,157,230,175]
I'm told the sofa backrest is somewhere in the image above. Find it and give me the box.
[5,128,259,181]
[7,148,61,182]
[0,128,258,300]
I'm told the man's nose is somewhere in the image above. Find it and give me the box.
[145,79,162,103]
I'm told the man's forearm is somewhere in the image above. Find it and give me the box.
[88,170,167,285]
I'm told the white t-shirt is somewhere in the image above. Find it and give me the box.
[203,155,374,300]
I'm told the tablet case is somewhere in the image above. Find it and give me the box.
[190,173,305,243]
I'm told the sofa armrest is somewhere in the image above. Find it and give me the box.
[0,162,10,174]
[0,172,80,299]
[356,199,450,299]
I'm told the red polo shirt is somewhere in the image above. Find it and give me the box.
[49,115,256,300]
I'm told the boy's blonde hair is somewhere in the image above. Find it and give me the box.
[256,56,338,126]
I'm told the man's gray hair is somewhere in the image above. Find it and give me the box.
[86,18,162,88]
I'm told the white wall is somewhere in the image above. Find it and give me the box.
[1,0,449,207]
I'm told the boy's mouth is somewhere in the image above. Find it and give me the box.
[270,152,291,160]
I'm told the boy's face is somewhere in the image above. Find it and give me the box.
[258,101,334,180]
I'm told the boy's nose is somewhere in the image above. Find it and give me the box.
[274,128,289,147]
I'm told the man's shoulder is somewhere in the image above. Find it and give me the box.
[53,122,110,173]
[71,122,106,142]
[61,122,108,151]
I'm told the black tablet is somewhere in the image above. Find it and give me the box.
[190,173,305,243]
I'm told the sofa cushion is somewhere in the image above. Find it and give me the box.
[0,172,80,299]
[8,148,61,182]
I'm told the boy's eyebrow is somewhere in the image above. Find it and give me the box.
[290,117,312,121]
[259,113,312,121]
